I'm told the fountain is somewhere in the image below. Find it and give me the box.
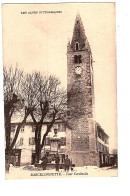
[50,128,60,153]
[39,128,67,170]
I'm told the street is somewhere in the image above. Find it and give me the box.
[6,164,118,179]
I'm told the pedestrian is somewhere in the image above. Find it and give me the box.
[55,153,60,171]
[64,155,70,172]
[41,154,48,170]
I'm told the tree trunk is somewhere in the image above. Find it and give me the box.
[35,139,40,165]
[5,115,11,171]
[5,121,11,155]
[34,124,42,165]
[5,106,31,171]
[10,121,26,149]
[4,94,19,171]
[40,111,57,150]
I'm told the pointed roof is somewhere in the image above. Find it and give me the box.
[71,13,90,51]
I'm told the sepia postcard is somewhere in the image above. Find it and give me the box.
[2,3,117,179]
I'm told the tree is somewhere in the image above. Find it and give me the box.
[4,66,35,168]
[25,72,67,164]
[4,66,67,167]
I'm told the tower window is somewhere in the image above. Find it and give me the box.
[76,42,79,51]
[79,55,82,63]
[74,55,82,64]
[74,55,78,63]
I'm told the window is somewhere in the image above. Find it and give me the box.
[20,138,23,146]
[104,138,108,144]
[32,125,36,132]
[21,126,24,132]
[102,144,104,152]
[98,130,102,140]
[74,55,78,63]
[98,141,104,152]
[11,125,15,132]
[99,131,101,139]
[62,124,66,132]
[29,137,35,145]
[60,137,66,146]
[76,42,79,50]
[45,138,50,145]
[105,145,107,152]
[58,124,61,131]
[79,55,82,63]
[74,55,82,64]
[58,124,66,132]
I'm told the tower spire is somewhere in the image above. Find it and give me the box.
[71,13,90,51]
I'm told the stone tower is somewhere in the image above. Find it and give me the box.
[67,14,98,166]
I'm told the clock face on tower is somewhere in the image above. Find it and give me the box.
[75,66,82,75]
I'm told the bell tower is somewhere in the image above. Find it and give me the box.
[67,14,98,166]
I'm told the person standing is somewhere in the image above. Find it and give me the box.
[64,155,70,172]
[55,153,60,171]
[41,154,48,170]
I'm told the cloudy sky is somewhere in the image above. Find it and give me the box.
[2,3,117,151]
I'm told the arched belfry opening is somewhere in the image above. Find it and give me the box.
[76,42,79,51]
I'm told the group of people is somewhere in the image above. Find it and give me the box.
[41,153,71,172]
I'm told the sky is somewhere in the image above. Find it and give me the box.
[2,3,117,151]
